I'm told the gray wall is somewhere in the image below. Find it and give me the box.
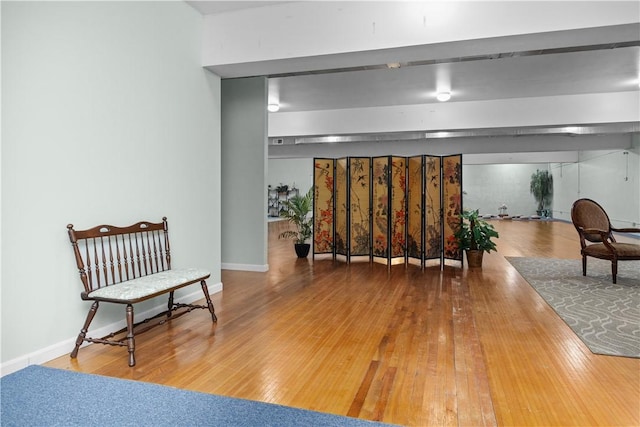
[1,1,221,369]
[221,78,269,270]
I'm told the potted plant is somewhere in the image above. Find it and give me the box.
[454,209,499,268]
[279,188,313,258]
[275,183,289,195]
[530,169,553,217]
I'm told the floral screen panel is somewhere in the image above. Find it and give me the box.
[390,157,406,259]
[313,158,334,254]
[372,157,389,259]
[349,157,371,256]
[313,155,461,265]
[442,154,463,261]
[425,156,442,260]
[334,158,348,256]
[407,156,423,260]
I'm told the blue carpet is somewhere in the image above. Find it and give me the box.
[1,366,394,427]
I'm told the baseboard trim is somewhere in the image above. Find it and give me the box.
[222,262,269,272]
[0,282,223,377]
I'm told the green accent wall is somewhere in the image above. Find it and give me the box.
[221,77,268,270]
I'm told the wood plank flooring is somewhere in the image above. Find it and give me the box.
[44,219,640,426]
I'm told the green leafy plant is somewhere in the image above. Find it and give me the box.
[530,169,553,214]
[454,209,499,253]
[279,188,313,244]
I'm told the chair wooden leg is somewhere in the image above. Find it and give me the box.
[125,304,136,367]
[612,260,618,284]
[200,280,217,322]
[582,255,587,276]
[71,301,99,359]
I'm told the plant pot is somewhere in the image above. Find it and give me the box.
[465,249,484,268]
[294,243,311,258]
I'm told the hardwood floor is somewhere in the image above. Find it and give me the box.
[45,219,640,426]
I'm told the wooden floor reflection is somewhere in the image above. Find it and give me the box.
[45,219,640,426]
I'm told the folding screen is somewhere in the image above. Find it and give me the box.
[442,155,463,262]
[407,156,424,263]
[313,155,462,267]
[335,158,348,256]
[313,159,334,255]
[425,156,442,260]
[349,157,371,257]
[372,157,389,260]
[390,157,406,263]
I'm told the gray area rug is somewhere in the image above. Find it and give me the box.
[506,257,640,358]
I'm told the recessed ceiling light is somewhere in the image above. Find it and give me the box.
[436,92,451,102]
[267,103,280,112]
[562,126,580,134]
[327,136,339,143]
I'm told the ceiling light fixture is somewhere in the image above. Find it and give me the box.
[267,103,280,112]
[436,92,451,102]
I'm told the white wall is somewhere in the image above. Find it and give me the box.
[1,1,220,371]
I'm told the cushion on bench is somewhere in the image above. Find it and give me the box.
[87,268,211,302]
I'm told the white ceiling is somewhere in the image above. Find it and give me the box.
[269,46,639,112]
[187,1,640,148]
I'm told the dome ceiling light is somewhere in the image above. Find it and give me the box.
[436,92,451,102]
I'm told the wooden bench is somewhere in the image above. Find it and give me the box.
[67,217,217,366]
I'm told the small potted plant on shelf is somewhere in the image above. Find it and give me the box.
[454,209,499,268]
[275,183,289,195]
[279,188,313,258]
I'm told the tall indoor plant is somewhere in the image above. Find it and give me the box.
[279,187,313,258]
[454,209,499,268]
[530,169,553,217]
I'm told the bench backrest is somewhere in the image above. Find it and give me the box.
[67,218,171,294]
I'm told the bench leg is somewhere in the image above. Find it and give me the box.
[167,291,174,317]
[200,280,217,322]
[71,301,99,359]
[126,304,136,367]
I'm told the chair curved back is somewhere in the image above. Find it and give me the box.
[571,198,612,243]
[570,198,640,284]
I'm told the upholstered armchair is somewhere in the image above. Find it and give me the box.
[571,198,640,283]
